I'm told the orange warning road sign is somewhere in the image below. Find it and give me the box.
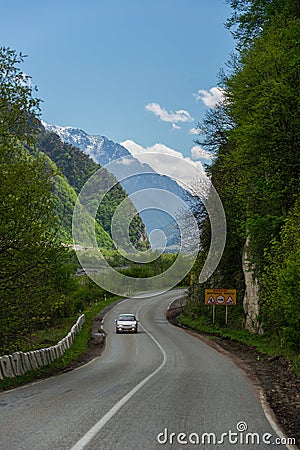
[226,296,235,305]
[207,295,215,305]
[205,289,236,305]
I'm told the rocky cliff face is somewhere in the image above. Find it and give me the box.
[242,236,263,333]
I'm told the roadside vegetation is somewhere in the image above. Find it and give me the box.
[0,293,118,391]
[0,47,146,357]
[1,0,299,383]
[178,312,300,377]
[184,0,299,371]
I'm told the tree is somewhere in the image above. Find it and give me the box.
[187,1,300,341]
[261,199,300,350]
[225,11,300,273]
[0,48,69,353]
[0,47,40,145]
[225,0,300,50]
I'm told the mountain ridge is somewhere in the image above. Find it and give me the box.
[43,123,191,250]
[36,123,149,249]
[43,122,130,165]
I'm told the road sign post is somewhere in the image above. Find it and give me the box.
[205,289,236,325]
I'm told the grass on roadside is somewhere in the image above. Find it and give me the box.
[0,295,119,391]
[178,313,300,377]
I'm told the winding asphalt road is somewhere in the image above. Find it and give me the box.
[0,290,291,449]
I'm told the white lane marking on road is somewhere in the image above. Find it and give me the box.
[70,299,167,450]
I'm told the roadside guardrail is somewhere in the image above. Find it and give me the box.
[0,314,85,379]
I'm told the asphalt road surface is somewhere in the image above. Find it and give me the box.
[0,290,291,450]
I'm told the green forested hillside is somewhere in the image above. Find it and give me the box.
[50,160,114,248]
[37,126,149,250]
[0,47,147,354]
[185,0,300,353]
[0,47,75,352]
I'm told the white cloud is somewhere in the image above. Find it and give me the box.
[172,123,181,130]
[189,127,202,135]
[191,145,212,161]
[117,157,135,166]
[193,87,225,108]
[145,102,193,123]
[120,139,206,191]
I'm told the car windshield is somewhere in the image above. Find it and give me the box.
[118,315,136,321]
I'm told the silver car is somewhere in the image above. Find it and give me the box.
[115,314,139,333]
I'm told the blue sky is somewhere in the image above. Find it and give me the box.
[0,0,235,160]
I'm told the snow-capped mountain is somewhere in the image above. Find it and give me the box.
[43,123,192,251]
[43,123,130,164]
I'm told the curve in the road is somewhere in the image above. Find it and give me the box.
[0,290,295,450]
[71,298,168,450]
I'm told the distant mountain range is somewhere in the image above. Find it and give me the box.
[43,123,191,251]
[43,123,130,165]
[36,122,149,250]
